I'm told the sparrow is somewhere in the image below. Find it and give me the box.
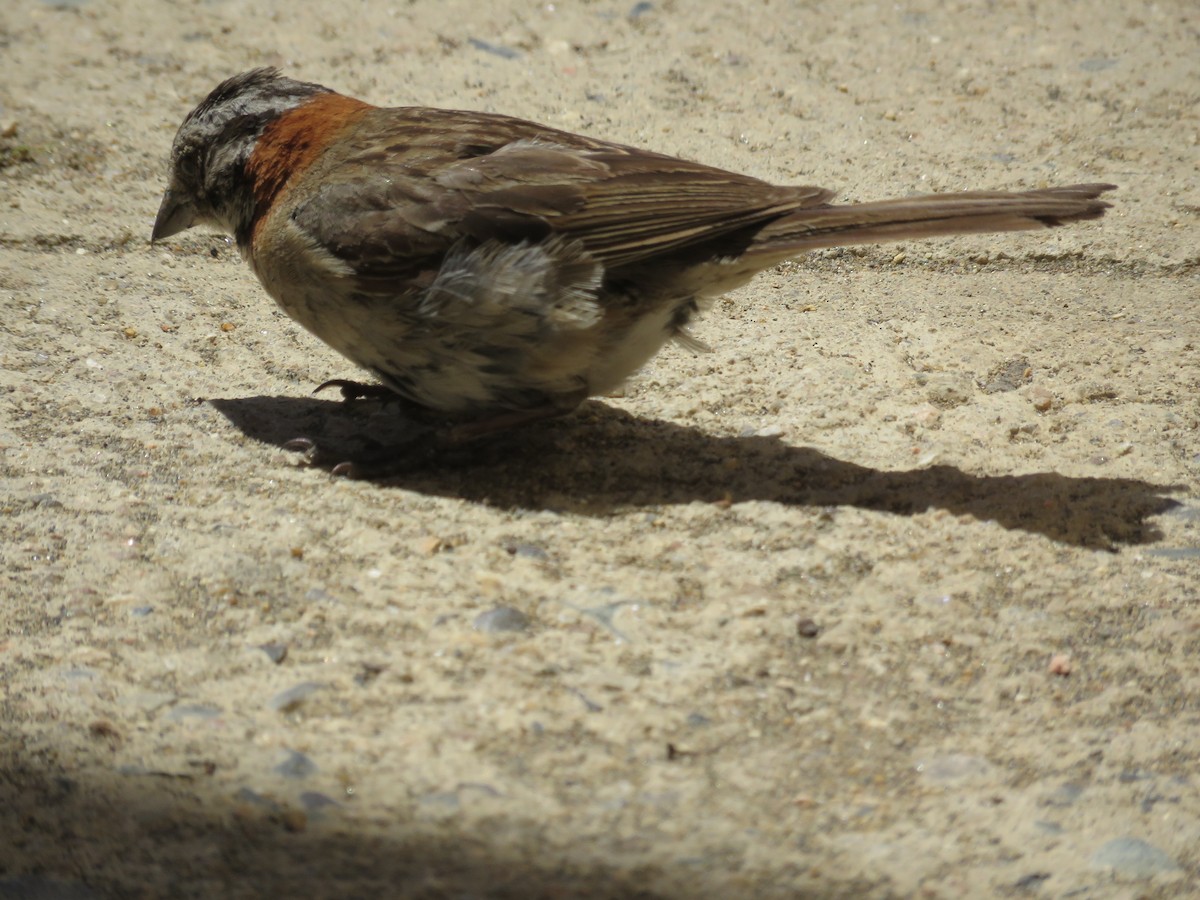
[153,68,1114,442]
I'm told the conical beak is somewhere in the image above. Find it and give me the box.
[151,189,197,242]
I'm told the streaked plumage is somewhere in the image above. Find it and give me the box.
[154,68,1114,434]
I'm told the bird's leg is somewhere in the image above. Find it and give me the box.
[281,379,438,472]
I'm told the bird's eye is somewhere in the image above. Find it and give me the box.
[184,153,204,186]
[173,136,206,191]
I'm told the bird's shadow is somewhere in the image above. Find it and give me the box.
[211,395,1183,549]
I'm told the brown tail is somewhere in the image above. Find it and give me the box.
[754,183,1115,255]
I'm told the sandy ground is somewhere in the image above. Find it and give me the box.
[2,0,1198,897]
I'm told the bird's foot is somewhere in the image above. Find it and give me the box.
[282,400,575,478]
[281,420,448,477]
[281,422,495,478]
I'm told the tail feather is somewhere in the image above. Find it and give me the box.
[753,183,1115,255]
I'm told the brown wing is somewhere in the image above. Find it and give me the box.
[434,139,833,266]
[290,106,833,286]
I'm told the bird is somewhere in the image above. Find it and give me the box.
[153,67,1113,445]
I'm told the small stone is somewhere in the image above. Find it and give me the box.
[304,587,335,604]
[87,720,122,745]
[1145,547,1200,560]
[749,424,784,437]
[416,535,445,555]
[1028,385,1055,411]
[1090,837,1180,876]
[119,691,176,713]
[1010,421,1039,437]
[1048,653,1072,676]
[1074,381,1118,402]
[923,372,974,408]
[473,606,530,633]
[909,403,942,427]
[268,681,324,712]
[354,663,385,686]
[234,786,281,812]
[274,749,317,779]
[166,703,222,721]
[916,753,993,784]
[1040,782,1085,808]
[982,357,1032,393]
[507,542,549,561]
[1117,769,1154,783]
[418,791,461,815]
[467,37,519,59]
[258,642,288,664]
[300,791,340,812]
[1012,872,1051,891]
[796,617,820,638]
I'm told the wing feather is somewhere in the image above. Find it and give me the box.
[291,108,834,283]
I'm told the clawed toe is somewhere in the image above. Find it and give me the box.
[278,424,445,478]
[330,460,359,478]
[313,379,399,402]
[282,436,318,454]
[279,396,563,478]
